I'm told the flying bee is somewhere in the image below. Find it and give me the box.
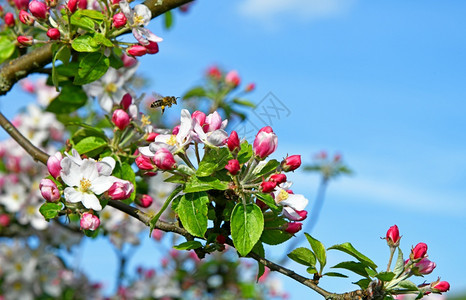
[150,94,179,114]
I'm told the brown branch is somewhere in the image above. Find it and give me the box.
[0,111,49,164]
[0,0,193,96]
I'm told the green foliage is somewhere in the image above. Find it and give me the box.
[0,34,16,64]
[74,52,110,85]
[184,175,229,193]
[231,203,264,256]
[196,147,232,177]
[305,233,327,273]
[260,214,292,245]
[46,84,88,114]
[173,240,203,250]
[237,142,253,164]
[39,202,63,220]
[176,192,209,237]
[328,242,377,271]
[73,136,108,157]
[252,159,280,177]
[287,247,316,267]
[149,186,183,235]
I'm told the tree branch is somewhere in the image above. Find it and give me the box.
[0,0,193,96]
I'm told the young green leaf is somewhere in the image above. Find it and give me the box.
[231,203,264,256]
[252,242,265,281]
[252,159,280,177]
[331,261,369,278]
[375,271,395,282]
[72,34,100,52]
[73,136,108,157]
[149,185,183,235]
[196,147,232,177]
[232,98,256,108]
[173,240,203,250]
[183,86,206,98]
[164,11,173,29]
[46,84,88,114]
[395,280,419,291]
[0,35,16,64]
[323,272,348,278]
[328,242,377,271]
[354,278,372,289]
[74,52,110,85]
[365,267,377,278]
[305,233,327,272]
[287,247,316,267]
[237,142,253,164]
[176,192,209,237]
[184,175,228,193]
[393,247,404,277]
[39,202,63,220]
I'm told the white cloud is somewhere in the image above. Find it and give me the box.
[237,0,356,23]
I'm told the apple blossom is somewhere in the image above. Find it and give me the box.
[120,93,132,110]
[39,179,61,202]
[112,109,131,130]
[386,224,401,247]
[127,45,147,57]
[146,132,159,142]
[245,83,255,92]
[410,242,428,261]
[225,70,240,87]
[17,36,34,46]
[4,12,15,27]
[135,194,153,208]
[19,10,34,26]
[260,181,276,193]
[0,214,10,227]
[207,65,222,80]
[14,0,29,10]
[108,179,134,200]
[431,280,450,292]
[283,208,307,221]
[67,0,78,13]
[145,41,159,54]
[119,0,163,46]
[253,126,278,159]
[269,173,287,184]
[225,159,240,175]
[28,0,48,19]
[413,258,436,275]
[113,12,127,28]
[284,222,302,234]
[227,130,240,153]
[273,182,309,215]
[135,155,155,170]
[281,155,301,172]
[61,157,118,211]
[80,213,100,231]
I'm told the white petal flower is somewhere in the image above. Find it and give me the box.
[273,182,308,211]
[120,0,163,45]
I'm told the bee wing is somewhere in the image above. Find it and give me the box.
[152,92,164,100]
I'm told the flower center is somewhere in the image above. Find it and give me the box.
[105,83,118,93]
[12,193,19,201]
[167,135,177,146]
[134,14,145,26]
[276,189,289,203]
[141,114,151,126]
[79,178,92,193]
[26,206,36,215]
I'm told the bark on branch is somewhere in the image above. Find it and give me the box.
[0,0,192,96]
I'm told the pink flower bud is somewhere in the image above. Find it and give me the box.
[39,178,61,202]
[285,222,302,234]
[136,194,153,208]
[19,10,34,26]
[204,111,223,132]
[172,125,180,135]
[207,65,221,80]
[135,155,154,170]
[283,209,307,221]
[28,1,48,19]
[121,54,137,67]
[227,131,241,153]
[269,173,287,184]
[411,242,428,261]
[47,152,62,179]
[14,0,29,10]
[225,70,241,87]
[77,0,87,9]
[225,159,240,175]
[245,83,255,92]
[112,109,131,130]
[152,229,163,241]
[145,41,159,54]
[146,132,159,142]
[413,258,436,275]
[120,93,132,110]
[431,281,450,292]
[386,224,401,247]
[260,181,277,193]
[153,148,177,170]
[192,111,206,127]
[4,12,15,27]
[127,45,147,57]
[0,214,10,227]
[47,28,60,40]
[17,35,34,46]
[108,179,134,200]
[281,155,301,172]
[67,0,77,13]
[113,12,127,28]
[80,213,100,231]
[253,126,278,159]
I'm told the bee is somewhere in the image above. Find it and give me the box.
[150,94,179,114]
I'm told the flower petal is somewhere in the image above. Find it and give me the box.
[64,187,83,203]
[280,193,308,211]
[81,193,102,211]
[91,176,117,195]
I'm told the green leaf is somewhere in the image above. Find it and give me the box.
[255,193,280,212]
[0,35,16,64]
[70,126,107,145]
[109,50,124,69]
[231,203,264,256]
[287,247,316,267]
[46,84,87,114]
[72,34,100,52]
[324,272,348,278]
[415,292,425,300]
[70,14,97,32]
[93,33,113,47]
[165,174,186,184]
[332,261,369,278]
[73,136,108,157]
[237,142,253,164]
[395,280,419,291]
[39,202,63,220]
[252,242,265,281]
[393,247,404,277]
[354,278,371,289]
[183,86,206,99]
[252,159,280,177]
[74,52,110,85]
[376,271,395,282]
[365,267,377,278]
[149,185,183,235]
[177,165,195,176]
[79,9,105,20]
[232,98,256,108]
[305,233,327,272]
[196,147,232,177]
[173,240,203,250]
[176,192,209,237]
[52,44,68,89]
[164,11,173,29]
[184,175,228,193]
[307,267,318,274]
[260,215,292,245]
[328,242,377,271]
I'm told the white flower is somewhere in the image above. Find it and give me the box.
[139,109,194,156]
[0,184,27,213]
[273,182,308,211]
[61,158,117,211]
[120,0,163,45]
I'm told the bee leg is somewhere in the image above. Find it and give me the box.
[161,105,165,114]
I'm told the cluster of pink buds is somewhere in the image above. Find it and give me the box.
[135,149,177,172]
[206,66,255,92]
[126,41,159,57]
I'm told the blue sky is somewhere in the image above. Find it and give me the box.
[2,0,466,298]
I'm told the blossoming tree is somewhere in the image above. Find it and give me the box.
[0,0,450,299]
